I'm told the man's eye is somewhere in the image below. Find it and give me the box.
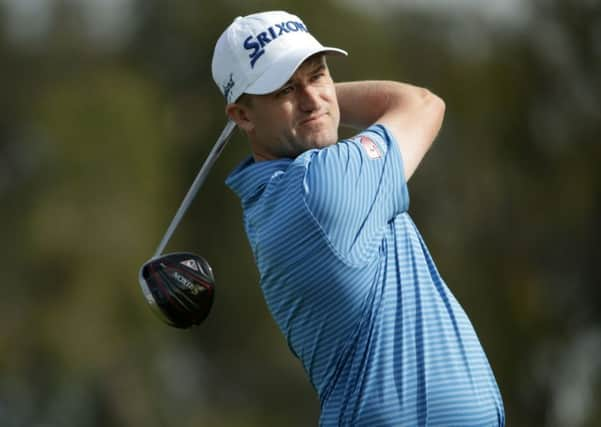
[311,73,325,81]
[278,86,294,96]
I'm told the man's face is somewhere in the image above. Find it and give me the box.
[240,55,340,160]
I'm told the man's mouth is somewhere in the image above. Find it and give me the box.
[299,113,327,126]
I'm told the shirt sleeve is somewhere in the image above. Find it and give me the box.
[302,124,410,265]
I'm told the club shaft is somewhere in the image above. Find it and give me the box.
[154,120,237,258]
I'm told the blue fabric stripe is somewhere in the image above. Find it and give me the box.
[226,124,504,426]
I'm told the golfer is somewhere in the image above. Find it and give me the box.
[212,10,504,426]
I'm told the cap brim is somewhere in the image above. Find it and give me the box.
[245,47,347,96]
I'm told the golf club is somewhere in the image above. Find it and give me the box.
[138,120,236,328]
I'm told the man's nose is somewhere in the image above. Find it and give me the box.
[298,84,321,112]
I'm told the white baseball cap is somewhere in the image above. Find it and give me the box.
[212,10,347,104]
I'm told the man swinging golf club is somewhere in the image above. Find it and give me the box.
[214,10,505,426]
[140,8,505,426]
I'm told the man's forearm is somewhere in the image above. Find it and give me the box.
[335,80,445,181]
[336,81,435,129]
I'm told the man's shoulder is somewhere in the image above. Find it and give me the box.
[226,156,297,202]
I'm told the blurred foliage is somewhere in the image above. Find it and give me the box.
[0,0,599,426]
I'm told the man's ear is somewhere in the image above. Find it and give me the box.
[226,103,254,133]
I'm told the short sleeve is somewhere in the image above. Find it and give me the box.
[303,124,410,264]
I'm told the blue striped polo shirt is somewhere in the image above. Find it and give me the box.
[226,124,505,426]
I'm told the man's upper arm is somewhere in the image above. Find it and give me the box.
[302,126,409,263]
[376,88,445,181]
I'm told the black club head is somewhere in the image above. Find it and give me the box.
[138,253,215,328]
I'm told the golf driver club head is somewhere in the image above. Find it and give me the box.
[139,252,215,328]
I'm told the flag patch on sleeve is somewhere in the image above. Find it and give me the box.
[359,136,382,159]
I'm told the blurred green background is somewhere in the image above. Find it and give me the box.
[1,0,599,426]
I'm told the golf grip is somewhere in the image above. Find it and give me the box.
[153,120,237,258]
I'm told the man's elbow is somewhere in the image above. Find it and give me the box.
[422,88,446,116]
[423,90,445,143]
[433,92,446,120]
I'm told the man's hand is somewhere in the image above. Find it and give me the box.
[335,81,445,181]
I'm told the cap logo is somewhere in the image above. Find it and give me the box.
[222,73,236,103]
[243,21,309,68]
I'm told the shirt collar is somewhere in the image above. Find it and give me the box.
[225,155,293,202]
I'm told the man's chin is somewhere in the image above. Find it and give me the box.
[302,129,338,149]
[317,132,339,148]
